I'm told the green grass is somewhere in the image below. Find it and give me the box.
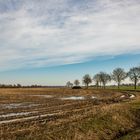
[90,86,140,92]
[107,86,140,91]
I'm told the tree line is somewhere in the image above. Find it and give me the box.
[0,84,53,88]
[66,66,140,89]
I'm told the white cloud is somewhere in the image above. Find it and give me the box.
[0,0,140,71]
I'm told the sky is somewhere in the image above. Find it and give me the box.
[0,0,140,85]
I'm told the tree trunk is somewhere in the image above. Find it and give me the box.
[87,83,88,89]
[99,82,101,89]
[118,83,120,89]
[96,81,99,89]
[103,84,105,89]
[134,79,137,90]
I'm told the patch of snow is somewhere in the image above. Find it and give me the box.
[91,96,97,99]
[0,103,39,109]
[129,94,135,98]
[0,113,56,125]
[120,95,125,98]
[61,96,85,100]
[0,112,32,118]
[31,95,53,98]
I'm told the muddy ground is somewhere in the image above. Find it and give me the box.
[0,88,139,140]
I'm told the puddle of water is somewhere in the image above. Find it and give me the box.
[130,94,135,98]
[31,95,53,98]
[61,96,85,100]
[0,103,39,109]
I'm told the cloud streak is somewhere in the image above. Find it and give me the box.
[0,0,140,71]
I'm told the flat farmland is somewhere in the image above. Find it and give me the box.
[0,88,140,140]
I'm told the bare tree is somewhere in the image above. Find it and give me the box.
[112,68,127,89]
[127,67,140,89]
[17,84,22,88]
[74,79,80,86]
[99,72,111,89]
[93,74,101,88]
[82,74,92,88]
[66,81,73,88]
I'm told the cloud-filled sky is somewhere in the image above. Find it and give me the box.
[0,0,140,85]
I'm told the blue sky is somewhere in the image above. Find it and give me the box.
[0,54,139,86]
[0,0,140,85]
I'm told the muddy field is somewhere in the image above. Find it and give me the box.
[0,88,139,140]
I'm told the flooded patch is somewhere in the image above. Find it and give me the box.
[61,96,85,100]
[0,103,39,109]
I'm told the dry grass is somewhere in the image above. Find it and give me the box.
[0,88,139,140]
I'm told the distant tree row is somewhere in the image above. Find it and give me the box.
[0,84,48,88]
[0,84,22,88]
[0,84,65,88]
[66,66,140,89]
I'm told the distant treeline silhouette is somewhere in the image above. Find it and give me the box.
[0,84,64,88]
[66,66,140,89]
[0,66,140,89]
